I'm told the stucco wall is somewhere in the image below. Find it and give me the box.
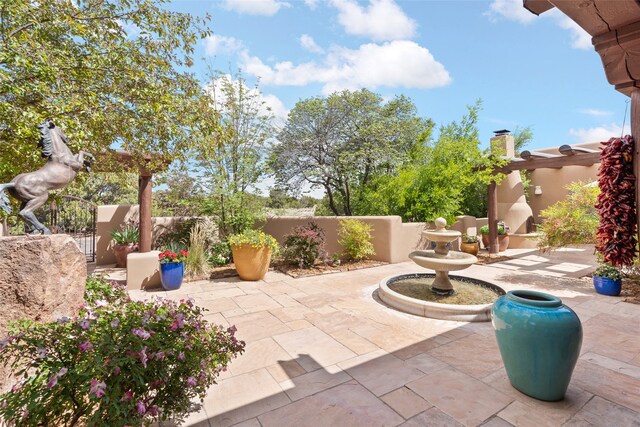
[262,216,425,264]
[525,141,600,223]
[96,205,139,266]
[96,206,188,266]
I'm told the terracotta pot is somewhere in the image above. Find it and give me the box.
[231,244,272,281]
[499,235,510,252]
[460,242,479,256]
[114,243,138,268]
[481,235,510,252]
[481,234,489,249]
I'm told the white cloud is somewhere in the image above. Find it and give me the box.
[485,0,537,24]
[577,108,613,117]
[261,93,289,122]
[330,0,417,41]
[299,34,324,54]
[204,74,289,122]
[487,0,591,50]
[204,35,244,56]
[222,0,290,16]
[569,123,629,143]
[551,11,592,50]
[241,40,451,94]
[304,0,319,9]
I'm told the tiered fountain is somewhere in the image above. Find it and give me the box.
[378,218,505,322]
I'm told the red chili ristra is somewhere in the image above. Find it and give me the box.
[595,135,637,266]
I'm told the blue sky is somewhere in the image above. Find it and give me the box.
[168,0,630,151]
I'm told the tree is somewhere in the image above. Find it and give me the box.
[0,0,214,181]
[193,71,275,236]
[62,173,139,205]
[513,125,534,154]
[356,101,505,223]
[154,168,206,217]
[270,89,431,215]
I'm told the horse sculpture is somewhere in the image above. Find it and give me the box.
[0,119,94,235]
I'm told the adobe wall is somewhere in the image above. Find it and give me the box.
[96,205,185,266]
[526,141,600,223]
[262,216,426,263]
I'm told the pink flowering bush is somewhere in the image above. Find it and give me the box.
[0,276,245,426]
[281,222,327,268]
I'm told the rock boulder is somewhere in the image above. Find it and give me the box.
[0,234,87,391]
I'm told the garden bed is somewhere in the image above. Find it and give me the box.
[275,259,388,278]
[621,275,640,304]
[475,251,512,265]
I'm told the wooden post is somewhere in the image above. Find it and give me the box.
[138,172,153,253]
[632,90,640,245]
[488,180,498,255]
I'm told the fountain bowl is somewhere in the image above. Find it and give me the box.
[378,273,506,322]
[409,250,477,272]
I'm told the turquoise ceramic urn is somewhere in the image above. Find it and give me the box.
[491,290,582,401]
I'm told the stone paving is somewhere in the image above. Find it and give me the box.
[128,246,640,427]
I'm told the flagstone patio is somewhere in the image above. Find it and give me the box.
[130,246,640,427]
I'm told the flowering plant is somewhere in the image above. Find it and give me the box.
[159,249,188,264]
[281,222,326,268]
[594,263,623,281]
[228,229,279,254]
[0,276,245,426]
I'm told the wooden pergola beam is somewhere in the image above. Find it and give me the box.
[495,151,600,173]
[92,149,170,253]
[559,144,599,156]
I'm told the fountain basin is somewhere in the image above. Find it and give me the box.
[409,250,477,272]
[378,273,505,322]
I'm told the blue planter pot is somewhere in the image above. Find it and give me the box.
[593,275,622,296]
[160,262,184,291]
[492,290,582,401]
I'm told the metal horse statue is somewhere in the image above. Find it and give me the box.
[0,119,94,235]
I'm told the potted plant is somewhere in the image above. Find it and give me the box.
[480,224,510,252]
[111,225,139,268]
[593,263,623,296]
[158,248,188,291]
[460,234,480,256]
[228,229,279,281]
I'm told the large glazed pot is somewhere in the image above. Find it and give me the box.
[492,290,582,401]
[232,244,272,281]
[160,262,184,291]
[593,275,622,296]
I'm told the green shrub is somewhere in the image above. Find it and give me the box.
[537,181,599,251]
[479,224,506,235]
[208,241,232,267]
[281,222,326,268]
[0,277,245,426]
[337,219,375,261]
